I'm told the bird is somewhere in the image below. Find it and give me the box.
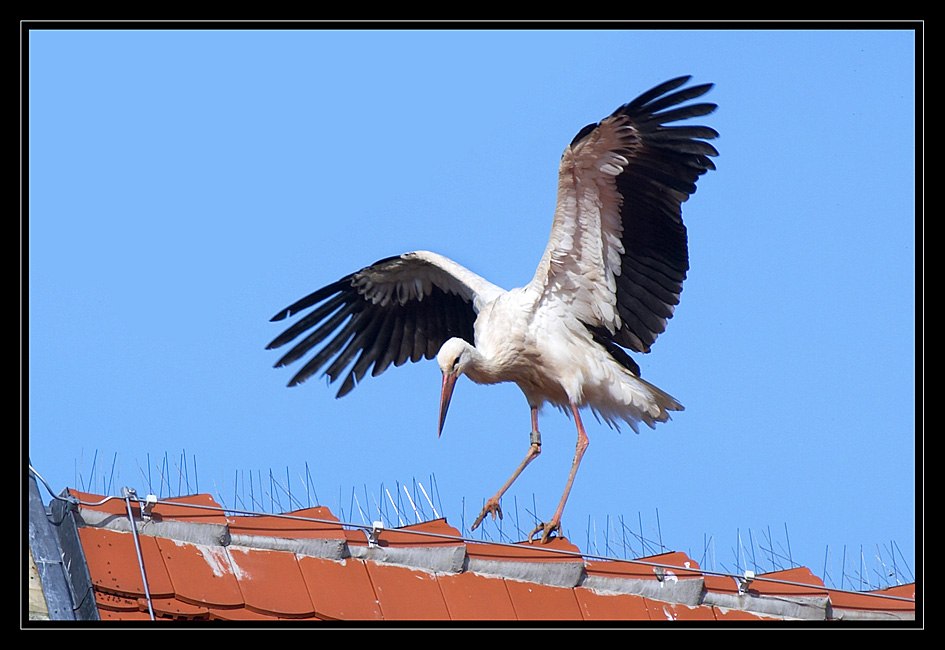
[267,75,718,543]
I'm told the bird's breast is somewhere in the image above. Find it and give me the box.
[467,293,538,380]
[467,292,575,407]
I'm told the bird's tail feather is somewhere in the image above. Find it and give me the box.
[624,376,683,433]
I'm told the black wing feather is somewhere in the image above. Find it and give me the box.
[267,255,478,397]
[581,76,719,354]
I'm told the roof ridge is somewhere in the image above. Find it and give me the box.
[32,486,914,623]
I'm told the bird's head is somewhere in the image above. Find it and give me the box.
[436,337,472,437]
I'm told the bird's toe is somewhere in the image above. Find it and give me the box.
[528,520,561,544]
[471,498,503,531]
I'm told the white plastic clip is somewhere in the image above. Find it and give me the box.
[142,494,158,519]
[369,521,385,548]
[737,570,755,595]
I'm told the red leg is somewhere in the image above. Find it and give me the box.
[529,402,588,543]
[472,406,542,531]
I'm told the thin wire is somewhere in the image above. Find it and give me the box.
[29,464,916,605]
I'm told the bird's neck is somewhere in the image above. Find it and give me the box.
[460,343,504,386]
[463,340,536,388]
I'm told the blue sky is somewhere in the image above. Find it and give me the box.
[26,26,918,589]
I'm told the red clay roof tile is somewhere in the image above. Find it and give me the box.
[150,494,228,526]
[227,506,344,539]
[585,551,701,582]
[98,607,152,621]
[66,488,131,517]
[574,587,651,620]
[703,573,739,595]
[78,527,175,598]
[505,579,584,620]
[749,566,827,598]
[298,555,383,620]
[207,605,279,621]
[148,595,209,619]
[365,561,451,620]
[226,545,316,618]
[465,535,582,562]
[94,590,140,613]
[155,537,244,608]
[373,518,463,548]
[704,566,828,600]
[827,582,916,614]
[650,600,718,621]
[436,571,518,620]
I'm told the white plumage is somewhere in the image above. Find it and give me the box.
[268,76,718,542]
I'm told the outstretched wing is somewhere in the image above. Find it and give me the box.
[267,250,503,397]
[529,75,718,354]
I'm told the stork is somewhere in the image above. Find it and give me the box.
[267,76,718,543]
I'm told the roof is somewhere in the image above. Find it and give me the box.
[27,481,916,624]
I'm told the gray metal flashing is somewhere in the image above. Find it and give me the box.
[580,573,706,607]
[464,555,586,588]
[73,505,230,547]
[27,474,77,621]
[229,532,347,560]
[47,489,100,620]
[701,589,829,621]
[826,605,915,622]
[349,542,467,574]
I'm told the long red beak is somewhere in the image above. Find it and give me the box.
[438,372,457,437]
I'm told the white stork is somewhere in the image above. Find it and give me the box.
[267,76,718,543]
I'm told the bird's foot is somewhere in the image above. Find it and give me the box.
[471,497,503,531]
[528,519,561,544]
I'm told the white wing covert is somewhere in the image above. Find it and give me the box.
[529,76,718,355]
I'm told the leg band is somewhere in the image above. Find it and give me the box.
[530,429,541,447]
